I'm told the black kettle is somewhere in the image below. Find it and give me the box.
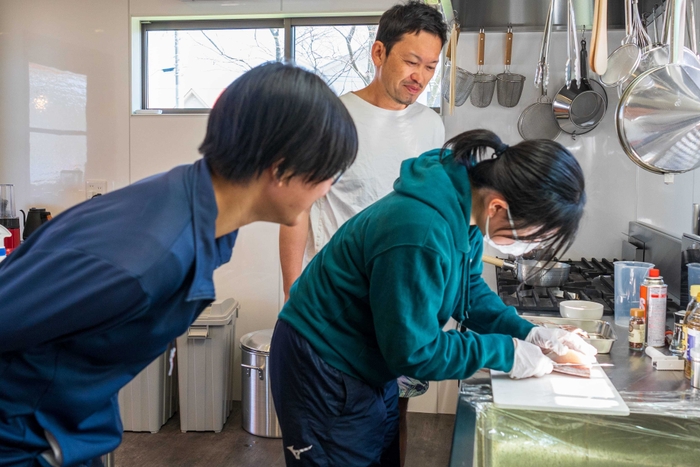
[20,207,51,240]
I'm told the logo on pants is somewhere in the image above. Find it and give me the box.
[287,445,313,460]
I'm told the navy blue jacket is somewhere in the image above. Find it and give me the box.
[0,159,237,466]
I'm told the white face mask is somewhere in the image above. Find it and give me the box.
[483,209,540,257]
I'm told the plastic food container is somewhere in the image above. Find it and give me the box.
[559,300,604,320]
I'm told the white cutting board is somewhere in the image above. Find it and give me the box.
[490,367,630,416]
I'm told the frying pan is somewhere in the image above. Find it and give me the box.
[616,0,700,175]
[482,255,571,287]
[553,37,607,136]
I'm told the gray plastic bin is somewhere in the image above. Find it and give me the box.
[118,341,178,433]
[176,298,238,433]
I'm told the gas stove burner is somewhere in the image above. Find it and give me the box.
[494,257,617,315]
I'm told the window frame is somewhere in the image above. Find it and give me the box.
[141,18,288,113]
[139,16,449,115]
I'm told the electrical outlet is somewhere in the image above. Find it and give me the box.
[86,179,108,199]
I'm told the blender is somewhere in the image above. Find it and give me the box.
[0,184,21,254]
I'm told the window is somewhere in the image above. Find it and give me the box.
[142,20,285,110]
[141,17,442,112]
[292,24,376,97]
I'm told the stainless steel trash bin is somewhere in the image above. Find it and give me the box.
[240,329,282,438]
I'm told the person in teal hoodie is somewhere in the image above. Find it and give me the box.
[269,129,596,466]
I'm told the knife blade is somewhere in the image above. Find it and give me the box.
[552,362,614,367]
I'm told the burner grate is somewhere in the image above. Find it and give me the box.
[494,258,617,315]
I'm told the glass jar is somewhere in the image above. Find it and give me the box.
[629,307,646,351]
[670,310,687,355]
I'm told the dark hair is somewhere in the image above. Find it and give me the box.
[200,62,358,184]
[441,129,586,258]
[376,1,448,56]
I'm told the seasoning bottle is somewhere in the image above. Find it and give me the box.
[629,307,646,351]
[640,269,667,348]
[682,285,700,355]
[685,292,700,379]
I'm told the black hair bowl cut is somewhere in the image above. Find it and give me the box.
[200,61,358,184]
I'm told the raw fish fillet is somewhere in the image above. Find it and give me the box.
[547,350,592,378]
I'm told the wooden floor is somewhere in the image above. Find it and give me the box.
[115,402,455,467]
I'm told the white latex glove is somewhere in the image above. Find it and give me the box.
[525,327,598,357]
[509,338,554,379]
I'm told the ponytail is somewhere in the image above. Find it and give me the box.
[440,129,506,168]
[441,129,586,259]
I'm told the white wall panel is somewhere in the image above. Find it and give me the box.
[637,170,694,237]
[0,0,130,217]
[129,115,208,182]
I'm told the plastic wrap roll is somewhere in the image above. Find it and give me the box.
[459,381,700,466]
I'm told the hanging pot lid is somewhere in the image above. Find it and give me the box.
[240,329,274,354]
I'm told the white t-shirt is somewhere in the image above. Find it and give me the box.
[304,92,445,264]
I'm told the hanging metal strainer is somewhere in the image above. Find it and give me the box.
[518,81,561,140]
[497,26,526,107]
[470,29,497,108]
[442,61,475,106]
[518,0,560,140]
[600,0,650,87]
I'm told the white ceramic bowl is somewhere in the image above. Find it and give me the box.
[559,300,604,320]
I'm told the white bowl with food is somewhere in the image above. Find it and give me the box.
[559,300,604,320]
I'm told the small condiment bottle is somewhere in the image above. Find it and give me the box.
[629,307,646,351]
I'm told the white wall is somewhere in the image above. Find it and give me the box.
[1,0,698,414]
[0,0,130,216]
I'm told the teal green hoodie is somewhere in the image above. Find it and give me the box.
[278,149,536,387]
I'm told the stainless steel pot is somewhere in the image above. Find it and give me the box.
[483,255,571,287]
[240,329,282,438]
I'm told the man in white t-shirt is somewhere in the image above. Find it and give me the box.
[279,2,447,465]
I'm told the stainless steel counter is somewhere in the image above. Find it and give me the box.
[449,316,693,467]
